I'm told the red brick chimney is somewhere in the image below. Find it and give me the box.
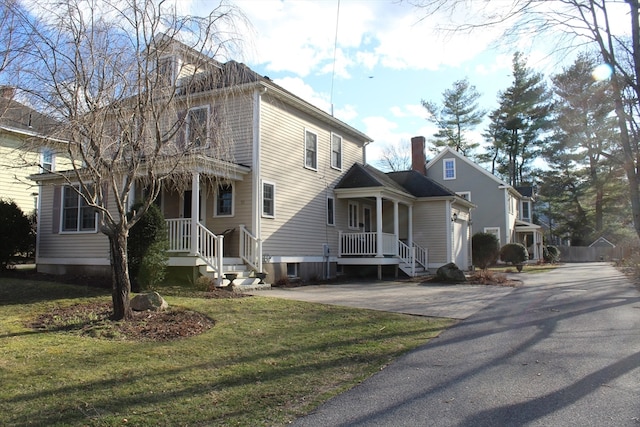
[0,85,15,99]
[411,136,426,175]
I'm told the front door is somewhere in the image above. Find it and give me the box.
[183,190,203,220]
[363,206,372,232]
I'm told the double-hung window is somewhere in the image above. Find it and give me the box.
[187,106,209,147]
[215,184,233,217]
[262,181,275,218]
[331,133,342,170]
[62,185,96,232]
[521,200,531,221]
[443,158,456,180]
[41,149,55,172]
[305,129,318,170]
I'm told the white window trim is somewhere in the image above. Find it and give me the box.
[41,148,55,173]
[287,262,299,278]
[327,195,335,226]
[186,105,210,147]
[348,201,359,230]
[304,129,318,171]
[443,158,456,180]
[484,227,501,246]
[60,184,98,234]
[214,182,234,217]
[330,132,343,171]
[456,191,471,201]
[262,180,276,218]
[521,200,531,220]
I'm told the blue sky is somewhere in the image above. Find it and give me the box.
[186,0,619,168]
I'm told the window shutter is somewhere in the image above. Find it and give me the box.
[52,185,61,234]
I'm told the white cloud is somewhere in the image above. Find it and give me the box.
[273,76,331,113]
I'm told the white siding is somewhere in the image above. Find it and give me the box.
[258,95,365,256]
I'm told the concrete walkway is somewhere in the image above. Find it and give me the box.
[250,276,518,319]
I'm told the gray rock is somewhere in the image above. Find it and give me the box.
[130,291,168,311]
[436,262,466,283]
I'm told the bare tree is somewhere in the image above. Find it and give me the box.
[11,0,249,320]
[410,0,640,242]
[376,139,412,172]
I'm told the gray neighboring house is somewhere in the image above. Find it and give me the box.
[410,137,543,262]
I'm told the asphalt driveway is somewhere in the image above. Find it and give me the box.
[252,275,517,319]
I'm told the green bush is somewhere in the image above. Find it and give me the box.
[0,199,35,269]
[127,202,168,291]
[544,245,560,263]
[500,243,529,270]
[472,232,500,270]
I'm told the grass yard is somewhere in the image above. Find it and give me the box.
[0,277,454,426]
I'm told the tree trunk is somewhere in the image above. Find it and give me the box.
[109,229,133,321]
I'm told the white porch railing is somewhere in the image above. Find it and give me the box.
[398,240,415,276]
[239,224,262,272]
[166,219,224,283]
[166,219,191,252]
[339,231,396,256]
[413,242,428,270]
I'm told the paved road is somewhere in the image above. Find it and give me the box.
[291,263,640,426]
[256,279,516,319]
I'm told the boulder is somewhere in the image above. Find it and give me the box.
[436,262,467,283]
[130,291,168,312]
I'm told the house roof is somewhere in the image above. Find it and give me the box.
[336,163,474,208]
[0,96,60,136]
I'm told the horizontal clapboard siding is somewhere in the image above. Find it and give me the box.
[413,200,448,265]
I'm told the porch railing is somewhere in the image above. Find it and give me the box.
[398,240,415,276]
[197,223,224,279]
[413,242,428,270]
[166,219,191,252]
[166,219,224,283]
[339,232,396,256]
[239,224,262,272]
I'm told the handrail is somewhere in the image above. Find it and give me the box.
[398,240,415,276]
[197,223,224,284]
[239,224,262,272]
[413,242,428,270]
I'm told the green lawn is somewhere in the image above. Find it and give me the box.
[0,277,454,426]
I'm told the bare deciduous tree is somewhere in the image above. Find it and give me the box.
[376,139,412,172]
[410,0,640,242]
[11,0,249,320]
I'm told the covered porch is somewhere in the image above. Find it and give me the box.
[515,220,544,262]
[136,158,262,285]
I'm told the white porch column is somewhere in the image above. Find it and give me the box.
[393,201,399,255]
[376,195,383,257]
[533,230,539,260]
[190,172,200,256]
[407,205,413,248]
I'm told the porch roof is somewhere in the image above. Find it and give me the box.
[334,163,415,202]
[515,219,542,232]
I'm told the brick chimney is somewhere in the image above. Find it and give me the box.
[411,136,426,175]
[0,85,15,99]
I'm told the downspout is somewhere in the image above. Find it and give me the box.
[252,86,266,271]
[446,199,453,263]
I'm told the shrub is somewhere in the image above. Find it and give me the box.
[127,202,168,291]
[194,275,215,292]
[472,232,500,270]
[544,245,560,263]
[500,243,528,271]
[0,199,35,269]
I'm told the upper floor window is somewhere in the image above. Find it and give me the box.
[61,185,96,232]
[521,200,531,221]
[331,133,342,170]
[186,106,209,147]
[305,129,318,170]
[41,149,55,172]
[215,184,233,217]
[443,158,456,180]
[327,196,335,226]
[484,227,501,246]
[262,180,275,218]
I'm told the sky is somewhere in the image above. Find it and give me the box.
[186,0,564,169]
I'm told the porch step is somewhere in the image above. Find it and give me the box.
[398,263,431,278]
[198,264,271,289]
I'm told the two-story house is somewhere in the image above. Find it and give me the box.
[31,41,473,286]
[412,137,543,262]
[0,86,67,214]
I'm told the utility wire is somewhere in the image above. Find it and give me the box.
[330,0,340,116]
